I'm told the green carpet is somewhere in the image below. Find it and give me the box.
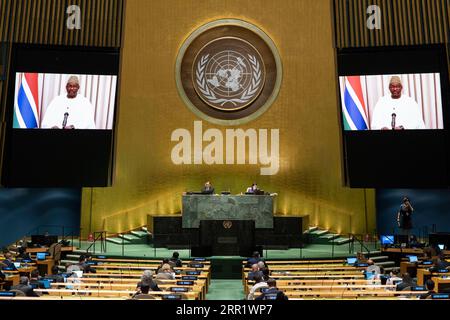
[206,280,245,300]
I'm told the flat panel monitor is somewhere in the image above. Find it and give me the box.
[380,235,394,245]
[337,45,450,188]
[36,252,46,260]
[13,262,21,269]
[1,44,120,187]
[438,244,445,250]
[346,257,357,265]
[0,291,16,296]
[408,255,418,263]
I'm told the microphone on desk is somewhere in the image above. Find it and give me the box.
[62,112,69,129]
[391,113,396,130]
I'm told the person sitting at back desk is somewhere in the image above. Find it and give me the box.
[201,181,215,194]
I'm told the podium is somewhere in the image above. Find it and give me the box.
[198,220,255,256]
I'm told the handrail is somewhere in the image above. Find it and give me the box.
[349,234,372,258]
[86,231,107,254]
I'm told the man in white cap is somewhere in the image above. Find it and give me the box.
[370,76,426,130]
[41,76,96,129]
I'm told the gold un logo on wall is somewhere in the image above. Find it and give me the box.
[176,19,282,125]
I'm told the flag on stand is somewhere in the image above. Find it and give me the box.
[342,76,368,130]
[13,73,40,128]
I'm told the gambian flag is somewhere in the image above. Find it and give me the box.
[13,73,40,128]
[342,76,368,130]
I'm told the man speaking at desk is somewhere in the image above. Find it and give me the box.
[201,181,215,195]
[41,76,96,129]
[370,76,426,130]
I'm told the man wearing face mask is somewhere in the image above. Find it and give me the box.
[41,75,96,129]
[370,76,426,130]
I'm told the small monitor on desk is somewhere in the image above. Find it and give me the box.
[36,252,46,260]
[408,255,418,263]
[346,257,357,265]
[380,235,394,245]
[13,262,21,269]
[422,261,433,265]
[438,244,445,250]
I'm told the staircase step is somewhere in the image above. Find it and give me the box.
[130,231,149,238]
[334,237,352,245]
[318,234,340,240]
[303,226,319,234]
[106,237,130,245]
[375,261,395,268]
[371,256,389,262]
[310,229,329,236]
[66,254,81,259]
[119,234,140,241]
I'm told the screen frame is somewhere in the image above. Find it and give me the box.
[336,44,450,188]
[1,43,121,187]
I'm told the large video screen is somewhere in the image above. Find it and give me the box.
[337,45,450,188]
[1,44,120,187]
[13,73,117,130]
[339,73,443,130]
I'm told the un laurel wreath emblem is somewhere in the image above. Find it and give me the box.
[194,38,264,111]
[176,19,282,125]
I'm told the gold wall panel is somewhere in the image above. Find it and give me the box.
[80,0,376,237]
[333,0,450,48]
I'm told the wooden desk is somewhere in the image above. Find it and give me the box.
[431,277,450,293]
[36,259,55,276]
[417,268,450,285]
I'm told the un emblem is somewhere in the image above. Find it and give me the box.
[176,19,282,125]
[194,38,264,111]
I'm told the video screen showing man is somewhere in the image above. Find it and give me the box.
[41,76,95,129]
[339,73,443,130]
[371,76,425,130]
[13,73,117,129]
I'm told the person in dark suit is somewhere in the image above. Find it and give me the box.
[201,181,214,194]
[1,253,17,270]
[246,251,264,268]
[131,285,156,300]
[255,279,288,300]
[420,279,436,299]
[397,197,414,236]
[395,272,416,291]
[10,276,40,297]
[169,252,183,268]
